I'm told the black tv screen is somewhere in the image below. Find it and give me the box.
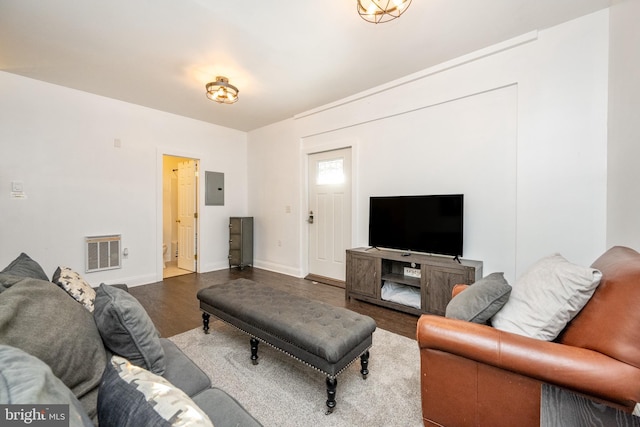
[368,194,463,257]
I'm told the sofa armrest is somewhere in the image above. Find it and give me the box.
[451,284,468,298]
[417,314,640,407]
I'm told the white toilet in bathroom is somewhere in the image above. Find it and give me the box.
[162,243,168,268]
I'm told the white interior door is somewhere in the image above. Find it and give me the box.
[308,148,352,281]
[177,160,197,271]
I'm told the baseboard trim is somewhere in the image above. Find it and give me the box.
[252,260,302,278]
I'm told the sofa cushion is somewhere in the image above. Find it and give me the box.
[0,344,94,427]
[558,246,640,368]
[445,272,511,324]
[97,355,213,427]
[159,338,210,397]
[93,284,166,375]
[0,278,106,420]
[52,266,96,312]
[491,253,602,341]
[0,253,49,292]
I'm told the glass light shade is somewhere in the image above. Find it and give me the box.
[357,0,412,24]
[205,76,239,104]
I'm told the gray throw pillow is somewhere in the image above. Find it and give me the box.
[93,284,166,375]
[0,345,93,427]
[445,272,512,324]
[0,253,49,291]
[0,278,107,421]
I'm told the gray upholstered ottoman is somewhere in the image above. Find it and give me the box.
[197,278,377,413]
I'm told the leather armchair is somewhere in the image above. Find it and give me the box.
[417,246,640,426]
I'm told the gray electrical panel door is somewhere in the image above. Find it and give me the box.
[205,171,224,206]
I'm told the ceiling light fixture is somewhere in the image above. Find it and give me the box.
[357,0,412,24]
[205,76,239,104]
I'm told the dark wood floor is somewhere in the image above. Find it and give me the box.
[129,267,419,340]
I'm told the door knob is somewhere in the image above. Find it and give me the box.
[307,211,314,224]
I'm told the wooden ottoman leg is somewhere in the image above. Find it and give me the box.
[202,312,210,334]
[325,377,337,414]
[250,337,259,365]
[360,350,370,379]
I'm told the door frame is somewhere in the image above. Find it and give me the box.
[156,148,202,281]
[300,138,359,280]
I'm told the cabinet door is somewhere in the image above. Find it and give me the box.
[425,266,469,316]
[346,253,379,298]
[229,235,241,251]
[228,249,241,265]
[229,218,242,234]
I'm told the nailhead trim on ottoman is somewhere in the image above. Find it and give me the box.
[197,278,377,413]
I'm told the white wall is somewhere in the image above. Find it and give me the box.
[247,119,301,276]
[0,72,248,286]
[248,10,609,282]
[607,0,640,249]
[301,86,518,280]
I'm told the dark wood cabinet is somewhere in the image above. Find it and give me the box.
[346,248,482,316]
[346,252,380,299]
[423,265,470,316]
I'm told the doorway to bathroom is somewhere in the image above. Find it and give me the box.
[163,155,199,278]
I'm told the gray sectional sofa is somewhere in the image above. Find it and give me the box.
[0,253,262,427]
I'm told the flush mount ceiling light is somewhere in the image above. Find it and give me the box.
[205,76,239,104]
[357,0,412,24]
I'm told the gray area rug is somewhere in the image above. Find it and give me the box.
[169,320,422,427]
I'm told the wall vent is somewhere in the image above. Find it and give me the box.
[85,235,121,273]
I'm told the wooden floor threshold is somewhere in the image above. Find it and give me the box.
[304,274,345,289]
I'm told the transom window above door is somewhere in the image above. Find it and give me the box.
[316,158,344,185]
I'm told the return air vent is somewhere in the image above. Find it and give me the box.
[85,235,121,273]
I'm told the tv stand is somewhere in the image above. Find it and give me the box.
[346,248,483,316]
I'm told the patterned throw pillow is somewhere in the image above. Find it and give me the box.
[98,355,213,427]
[52,266,96,312]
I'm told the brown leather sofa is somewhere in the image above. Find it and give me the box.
[416,246,640,426]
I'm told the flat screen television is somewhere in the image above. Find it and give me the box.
[368,194,464,257]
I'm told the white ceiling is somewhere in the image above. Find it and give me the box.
[0,0,610,132]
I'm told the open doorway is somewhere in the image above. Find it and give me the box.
[163,155,199,278]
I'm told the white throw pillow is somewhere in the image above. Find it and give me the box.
[491,253,602,341]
